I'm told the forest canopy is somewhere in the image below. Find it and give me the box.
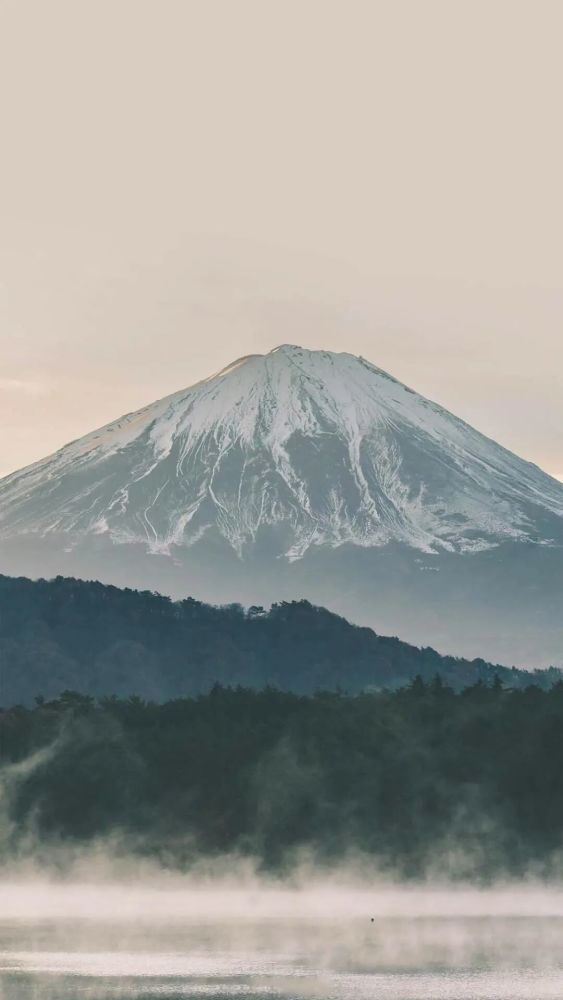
[2,681,563,879]
[0,574,558,706]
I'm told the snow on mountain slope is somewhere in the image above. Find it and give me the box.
[1,344,563,560]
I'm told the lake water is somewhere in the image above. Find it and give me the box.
[2,882,563,999]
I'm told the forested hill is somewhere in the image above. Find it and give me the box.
[0,574,558,706]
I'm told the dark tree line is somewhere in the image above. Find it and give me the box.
[3,680,563,878]
[0,574,558,707]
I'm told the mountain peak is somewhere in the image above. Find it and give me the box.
[267,343,355,363]
[269,343,302,354]
[1,346,563,564]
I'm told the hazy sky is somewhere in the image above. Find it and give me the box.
[0,0,561,479]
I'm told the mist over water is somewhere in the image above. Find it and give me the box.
[4,692,563,998]
[3,871,563,999]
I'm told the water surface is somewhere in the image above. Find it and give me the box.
[2,883,563,999]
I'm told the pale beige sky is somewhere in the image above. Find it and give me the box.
[0,0,561,479]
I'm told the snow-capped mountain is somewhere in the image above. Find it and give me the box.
[1,344,562,666]
[1,344,563,556]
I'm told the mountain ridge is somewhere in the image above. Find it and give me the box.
[0,573,559,707]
